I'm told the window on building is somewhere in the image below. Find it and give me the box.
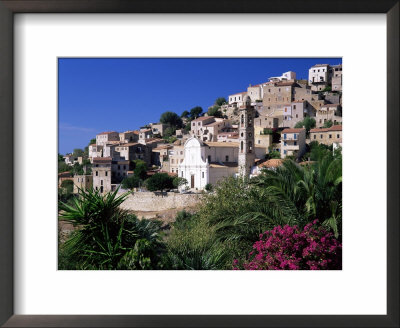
[284,150,287,155]
[293,105,296,109]
[96,171,98,176]
[337,134,340,138]
[294,134,297,140]
[101,180,103,186]
[284,141,287,146]
[118,165,120,170]
[313,135,316,139]
[320,134,323,139]
[296,114,298,118]
[258,140,260,144]
[124,165,126,170]
[240,141,243,153]
[225,155,229,162]
[105,171,108,176]
[294,141,297,146]
[208,155,211,162]
[329,134,332,139]
[181,171,183,177]
[284,134,287,140]
[202,172,204,179]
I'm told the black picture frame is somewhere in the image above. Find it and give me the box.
[0,1,398,327]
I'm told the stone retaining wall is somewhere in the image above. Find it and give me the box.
[119,191,203,212]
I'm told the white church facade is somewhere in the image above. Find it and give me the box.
[178,97,267,191]
[177,137,239,190]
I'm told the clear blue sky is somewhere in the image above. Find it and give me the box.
[58,57,342,154]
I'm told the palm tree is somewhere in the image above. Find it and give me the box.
[213,153,342,249]
[58,188,165,270]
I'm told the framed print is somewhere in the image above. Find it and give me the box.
[0,1,399,327]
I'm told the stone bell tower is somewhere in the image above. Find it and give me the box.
[238,96,255,177]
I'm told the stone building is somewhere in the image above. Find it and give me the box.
[190,116,232,142]
[331,64,343,91]
[269,71,296,82]
[254,126,273,149]
[119,131,139,143]
[139,128,153,141]
[310,125,342,146]
[228,91,247,106]
[280,128,306,160]
[92,157,113,194]
[168,142,185,174]
[238,97,255,177]
[151,144,173,170]
[73,175,93,194]
[114,142,147,162]
[96,131,119,146]
[308,64,330,91]
[315,104,342,127]
[217,131,239,143]
[149,123,168,137]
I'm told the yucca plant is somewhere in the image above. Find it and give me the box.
[58,187,165,270]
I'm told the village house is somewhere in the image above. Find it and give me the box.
[151,144,173,171]
[63,154,75,165]
[330,64,343,91]
[73,174,93,194]
[96,131,119,146]
[119,130,139,143]
[139,128,153,141]
[310,125,342,146]
[190,116,232,142]
[252,158,284,176]
[254,126,273,149]
[280,128,306,160]
[168,141,185,174]
[114,142,148,162]
[308,64,330,91]
[216,131,239,143]
[228,91,247,107]
[149,123,168,137]
[269,71,296,82]
[315,103,342,127]
[92,157,132,193]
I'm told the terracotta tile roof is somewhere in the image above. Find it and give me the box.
[121,142,140,147]
[209,162,238,168]
[275,81,295,87]
[310,125,342,133]
[230,91,247,96]
[282,128,305,134]
[98,131,118,135]
[192,116,214,122]
[203,142,239,148]
[258,159,284,168]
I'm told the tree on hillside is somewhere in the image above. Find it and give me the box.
[121,175,141,189]
[294,117,316,135]
[173,177,188,189]
[181,110,189,118]
[189,106,203,120]
[208,105,223,118]
[133,160,148,180]
[323,120,333,128]
[73,148,85,158]
[58,153,64,162]
[160,111,183,128]
[215,97,227,106]
[163,126,176,138]
[145,173,174,192]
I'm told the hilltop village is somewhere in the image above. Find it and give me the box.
[59,63,342,194]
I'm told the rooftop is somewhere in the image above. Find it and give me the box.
[97,131,118,135]
[203,142,239,148]
[310,125,342,133]
[258,159,284,169]
[209,162,238,168]
[192,116,215,122]
[282,128,305,134]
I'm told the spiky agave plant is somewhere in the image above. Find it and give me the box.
[58,188,165,270]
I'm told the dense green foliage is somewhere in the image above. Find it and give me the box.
[59,147,342,270]
[59,188,165,270]
[189,106,203,120]
[208,105,223,118]
[145,173,174,192]
[215,97,227,106]
[160,111,183,128]
[121,174,141,189]
[294,117,316,135]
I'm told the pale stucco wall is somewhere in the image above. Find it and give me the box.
[119,192,202,212]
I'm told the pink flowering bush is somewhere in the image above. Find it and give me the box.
[234,220,342,270]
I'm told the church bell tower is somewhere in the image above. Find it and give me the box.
[238,96,255,177]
